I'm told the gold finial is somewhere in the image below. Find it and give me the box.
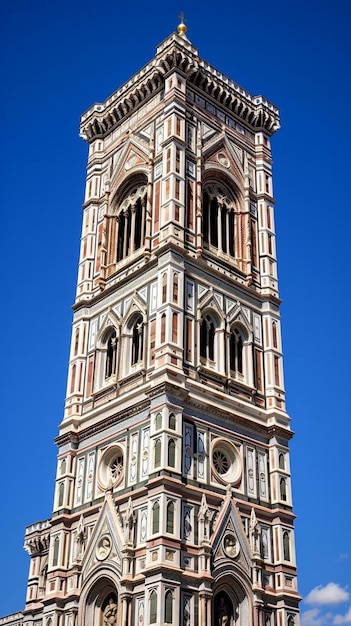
[177,12,187,36]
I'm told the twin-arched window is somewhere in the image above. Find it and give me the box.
[202,183,237,257]
[200,313,247,381]
[115,185,147,262]
[95,313,145,391]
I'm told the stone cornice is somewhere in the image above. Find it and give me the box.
[80,33,280,143]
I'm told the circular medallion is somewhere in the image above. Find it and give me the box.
[96,534,112,560]
[223,533,240,558]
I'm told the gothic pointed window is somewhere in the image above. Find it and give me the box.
[115,182,147,262]
[168,413,176,430]
[202,183,237,257]
[172,273,178,303]
[105,330,118,379]
[149,590,157,624]
[52,536,60,567]
[280,477,287,501]
[283,531,290,561]
[200,314,216,362]
[154,439,161,468]
[168,439,176,468]
[230,327,244,374]
[161,313,166,343]
[166,501,174,533]
[164,590,173,623]
[279,453,285,470]
[155,413,162,430]
[131,315,144,365]
[152,502,160,534]
[58,482,64,508]
[162,273,167,303]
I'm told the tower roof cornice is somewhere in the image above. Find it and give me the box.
[80,32,280,142]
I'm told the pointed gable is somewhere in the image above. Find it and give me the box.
[109,137,149,201]
[202,133,245,189]
[80,493,124,582]
[211,494,252,576]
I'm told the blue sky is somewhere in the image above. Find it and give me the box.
[1,0,350,623]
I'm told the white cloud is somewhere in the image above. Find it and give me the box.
[305,584,350,606]
[333,607,351,624]
[301,609,324,626]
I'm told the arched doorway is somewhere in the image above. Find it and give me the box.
[82,577,119,626]
[213,579,250,626]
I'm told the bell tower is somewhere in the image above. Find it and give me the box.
[23,18,300,626]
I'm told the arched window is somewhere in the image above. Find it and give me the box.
[288,616,295,626]
[131,315,144,365]
[172,313,178,343]
[60,459,66,475]
[283,531,290,561]
[162,273,168,303]
[200,314,216,362]
[202,183,237,256]
[58,482,64,508]
[272,321,278,348]
[155,413,162,430]
[279,453,285,470]
[70,364,76,393]
[168,439,176,468]
[152,502,160,534]
[52,536,60,567]
[166,501,174,533]
[280,477,287,501]
[154,439,161,468]
[116,184,147,262]
[169,413,176,430]
[74,328,79,356]
[149,590,157,624]
[161,313,166,343]
[172,273,178,303]
[230,327,244,374]
[164,590,173,623]
[105,329,118,379]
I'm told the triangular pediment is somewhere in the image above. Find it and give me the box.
[97,308,121,342]
[198,288,224,318]
[123,293,147,324]
[211,495,252,576]
[203,133,245,187]
[80,494,124,581]
[202,122,217,142]
[227,302,251,332]
[109,138,149,200]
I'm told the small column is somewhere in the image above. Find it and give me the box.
[199,594,207,626]
[141,196,146,245]
[226,210,230,255]
[217,203,222,252]
[123,209,129,258]
[115,215,120,261]
[130,204,136,253]
[206,595,211,626]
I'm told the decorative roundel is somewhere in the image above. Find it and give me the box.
[217,152,230,168]
[223,532,240,558]
[98,444,125,490]
[96,534,112,561]
[211,438,241,485]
